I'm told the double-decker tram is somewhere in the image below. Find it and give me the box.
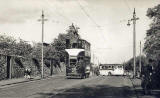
[65,39,91,79]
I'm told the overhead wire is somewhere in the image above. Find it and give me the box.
[123,0,132,12]
[76,0,103,61]
[76,0,116,62]
[76,0,101,28]
[43,0,136,50]
[76,0,108,44]
[44,0,106,44]
[76,0,139,63]
[43,0,72,24]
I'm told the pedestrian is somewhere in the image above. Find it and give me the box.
[141,64,152,95]
[24,68,28,79]
[27,68,31,79]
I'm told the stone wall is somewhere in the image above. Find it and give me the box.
[0,55,65,81]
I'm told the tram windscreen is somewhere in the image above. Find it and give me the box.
[70,59,77,66]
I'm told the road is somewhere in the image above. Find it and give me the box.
[0,75,137,98]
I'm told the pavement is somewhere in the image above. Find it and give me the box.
[0,76,41,87]
[0,71,66,88]
[130,78,160,98]
[0,75,62,89]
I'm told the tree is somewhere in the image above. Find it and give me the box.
[0,34,16,55]
[143,4,160,88]
[51,24,81,62]
[144,4,160,68]
[124,56,147,71]
[0,35,32,57]
[15,39,32,57]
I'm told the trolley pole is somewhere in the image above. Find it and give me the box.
[127,8,139,78]
[38,10,47,78]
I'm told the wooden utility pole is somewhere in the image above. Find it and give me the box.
[127,8,139,78]
[38,10,47,78]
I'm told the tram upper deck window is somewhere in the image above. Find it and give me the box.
[78,56,83,61]
[72,43,78,48]
[77,40,82,48]
[78,43,82,48]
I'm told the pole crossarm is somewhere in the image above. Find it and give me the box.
[38,11,48,23]
[127,8,139,25]
[131,18,139,21]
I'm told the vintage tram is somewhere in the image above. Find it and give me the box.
[65,39,91,79]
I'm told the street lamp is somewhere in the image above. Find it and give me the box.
[127,20,131,26]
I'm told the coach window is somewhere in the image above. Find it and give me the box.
[100,66,102,69]
[118,66,122,69]
[102,66,105,69]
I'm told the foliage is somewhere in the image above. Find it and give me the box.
[51,25,81,62]
[52,34,67,62]
[15,39,32,57]
[0,35,34,79]
[0,34,16,55]
[0,24,82,80]
[144,4,160,68]
[124,56,147,71]
[144,4,160,88]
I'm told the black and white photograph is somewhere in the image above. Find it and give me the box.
[0,0,160,98]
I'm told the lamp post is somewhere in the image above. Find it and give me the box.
[127,8,139,78]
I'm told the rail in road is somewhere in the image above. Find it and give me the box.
[0,75,142,98]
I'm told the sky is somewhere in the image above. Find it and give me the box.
[0,0,159,64]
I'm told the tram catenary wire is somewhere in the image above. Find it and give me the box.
[43,0,72,23]
[76,0,108,43]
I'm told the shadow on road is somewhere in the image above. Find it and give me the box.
[134,85,160,98]
[37,85,136,98]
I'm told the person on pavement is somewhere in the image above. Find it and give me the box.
[27,68,31,79]
[24,68,28,79]
[141,64,152,95]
